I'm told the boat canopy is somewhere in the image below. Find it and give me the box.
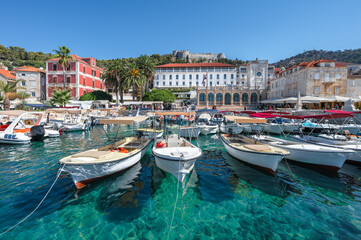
[324,110,352,114]
[99,116,149,125]
[250,113,304,119]
[155,111,196,116]
[225,116,267,124]
[302,113,354,119]
[0,110,28,116]
[46,109,89,114]
[262,111,290,114]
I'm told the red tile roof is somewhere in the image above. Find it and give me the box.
[157,63,236,68]
[276,59,347,76]
[47,54,104,71]
[14,66,45,73]
[0,69,16,80]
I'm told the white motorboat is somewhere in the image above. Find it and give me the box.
[220,123,243,134]
[179,126,201,139]
[221,134,289,173]
[0,112,45,144]
[291,135,361,165]
[211,113,224,124]
[152,134,202,182]
[46,108,90,132]
[263,123,283,135]
[59,116,152,189]
[196,122,218,135]
[241,124,264,133]
[333,124,361,135]
[258,135,353,171]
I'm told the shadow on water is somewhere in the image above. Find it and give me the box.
[224,151,294,199]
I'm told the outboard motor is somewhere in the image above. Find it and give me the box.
[30,125,45,141]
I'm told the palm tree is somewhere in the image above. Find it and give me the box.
[108,60,127,105]
[50,89,71,107]
[53,46,72,89]
[124,63,141,101]
[137,55,155,92]
[0,80,26,110]
[102,70,118,104]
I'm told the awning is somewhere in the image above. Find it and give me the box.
[155,111,195,116]
[99,116,149,125]
[0,110,27,116]
[225,116,267,124]
[45,108,89,114]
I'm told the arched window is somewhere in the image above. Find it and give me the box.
[251,93,257,104]
[208,93,214,102]
[216,93,223,102]
[199,93,206,101]
[225,93,231,105]
[242,93,248,103]
[233,93,240,102]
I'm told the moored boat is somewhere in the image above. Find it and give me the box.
[221,134,289,173]
[59,116,152,189]
[152,134,202,182]
[258,135,353,171]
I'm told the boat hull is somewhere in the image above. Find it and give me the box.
[263,124,283,135]
[0,133,31,144]
[153,153,197,182]
[61,140,152,188]
[221,136,283,173]
[280,146,348,171]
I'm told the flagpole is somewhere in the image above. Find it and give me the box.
[206,72,209,109]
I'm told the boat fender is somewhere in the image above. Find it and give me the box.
[119,148,128,153]
[156,142,166,148]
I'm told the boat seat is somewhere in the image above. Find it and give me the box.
[72,150,110,159]
[243,144,272,151]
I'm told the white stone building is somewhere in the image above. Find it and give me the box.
[268,60,348,99]
[15,66,46,100]
[238,60,277,90]
[154,63,238,88]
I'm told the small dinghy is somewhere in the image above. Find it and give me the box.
[153,134,202,182]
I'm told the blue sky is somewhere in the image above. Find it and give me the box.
[2,0,361,63]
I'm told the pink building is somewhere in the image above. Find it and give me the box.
[46,54,105,99]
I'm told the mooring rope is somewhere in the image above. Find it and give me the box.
[167,150,182,240]
[0,163,66,237]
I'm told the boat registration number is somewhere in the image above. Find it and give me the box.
[4,134,16,139]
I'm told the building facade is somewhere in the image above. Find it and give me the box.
[239,60,278,90]
[14,66,46,100]
[46,55,104,99]
[268,60,348,99]
[155,63,238,88]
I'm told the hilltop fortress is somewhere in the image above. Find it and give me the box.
[173,50,226,62]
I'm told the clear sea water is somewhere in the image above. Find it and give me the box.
[1,125,361,239]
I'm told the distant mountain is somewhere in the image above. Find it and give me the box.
[275,49,361,67]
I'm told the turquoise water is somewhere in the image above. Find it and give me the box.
[1,126,361,239]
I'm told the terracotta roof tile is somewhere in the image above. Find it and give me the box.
[156,63,236,68]
[14,66,45,73]
[0,69,16,80]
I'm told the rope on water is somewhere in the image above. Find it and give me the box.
[0,163,67,237]
[167,151,182,240]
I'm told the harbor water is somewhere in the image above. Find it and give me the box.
[0,125,361,239]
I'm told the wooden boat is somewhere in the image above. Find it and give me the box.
[258,135,353,171]
[221,134,289,173]
[153,134,202,182]
[221,116,289,173]
[59,116,152,189]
